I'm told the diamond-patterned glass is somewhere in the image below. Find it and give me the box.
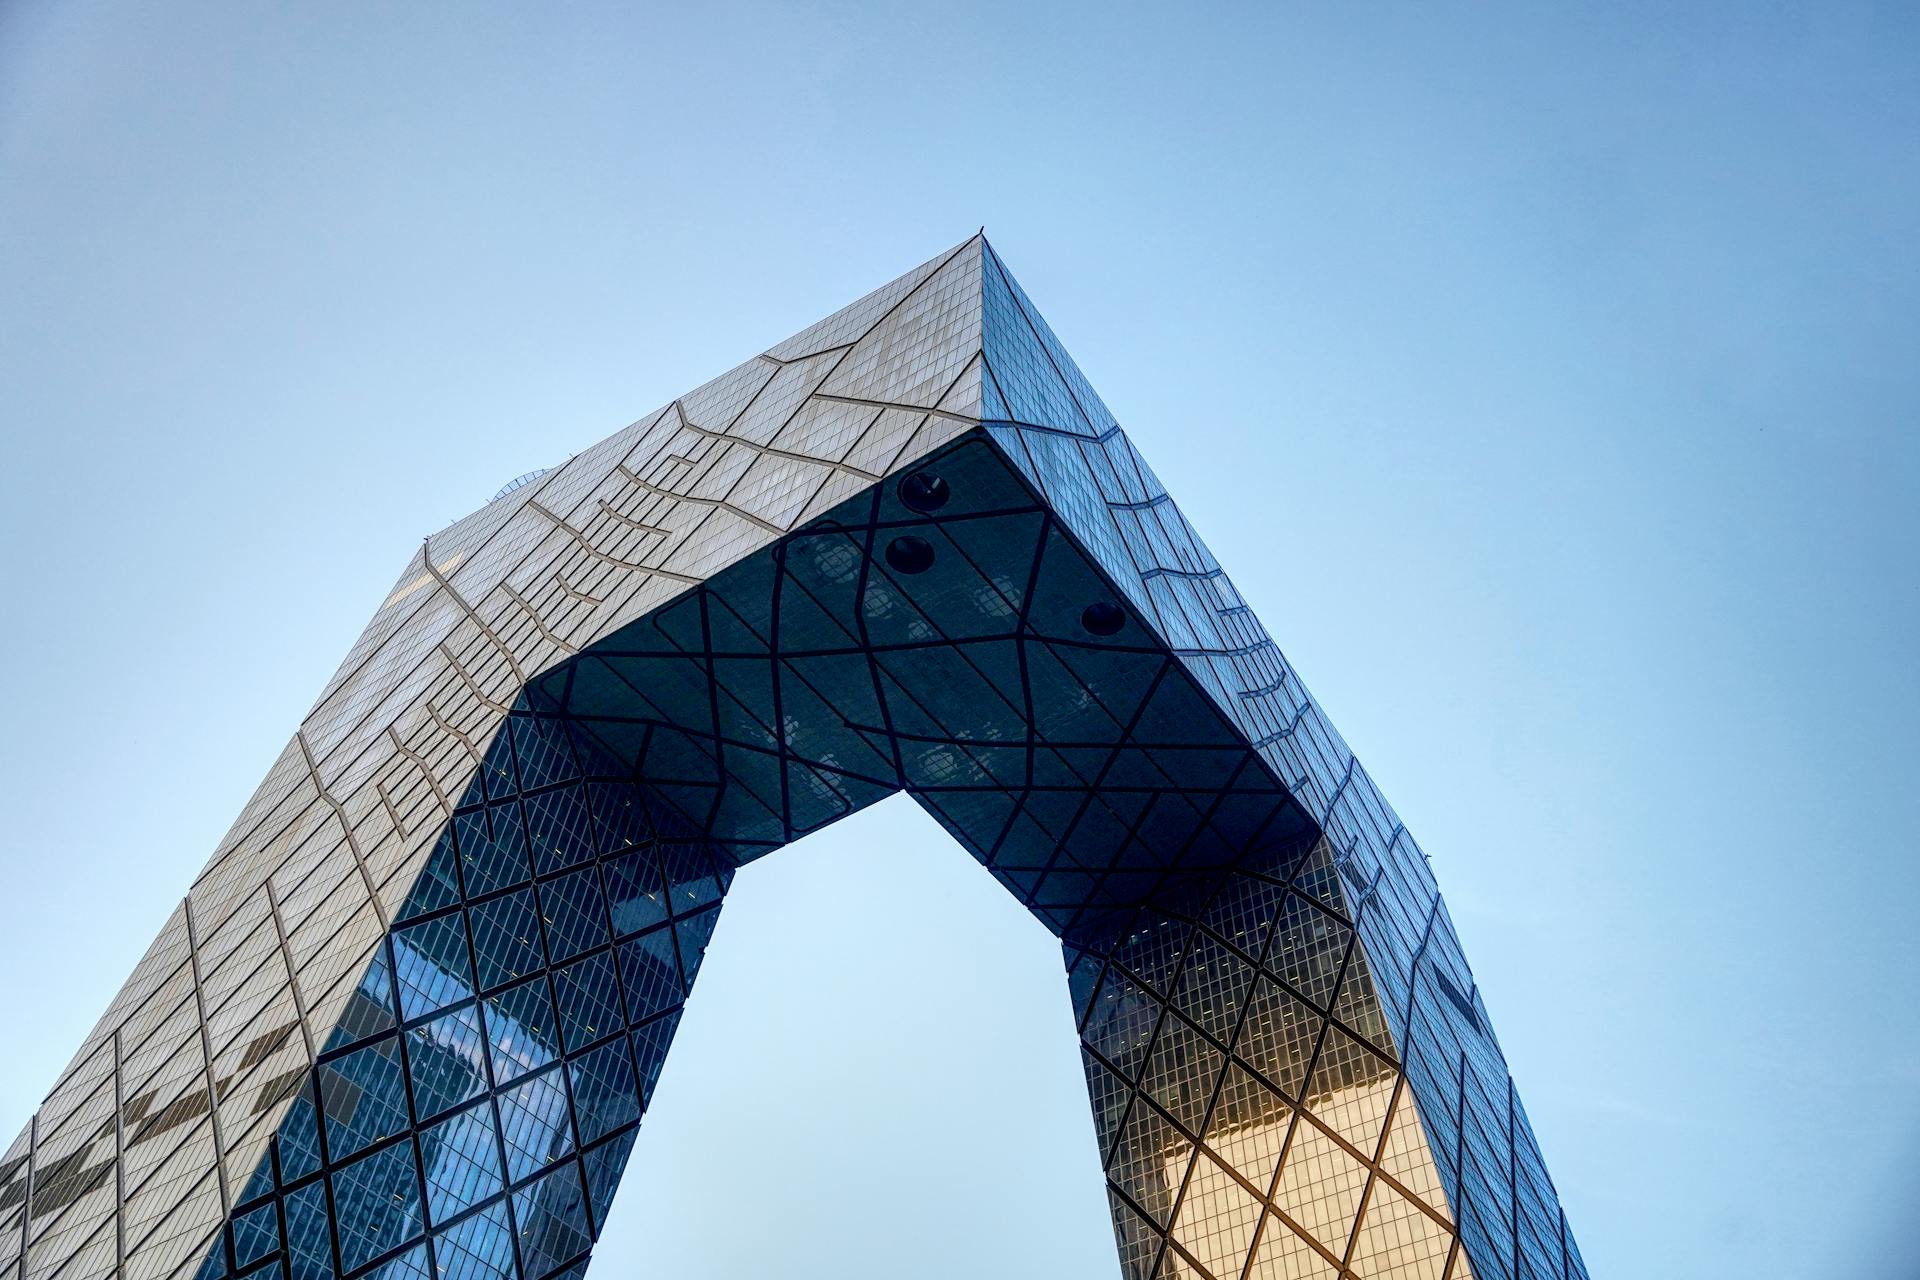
[1,237,1583,1280]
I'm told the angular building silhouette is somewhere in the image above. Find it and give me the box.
[1,237,1587,1280]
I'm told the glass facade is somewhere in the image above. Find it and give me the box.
[1,237,1585,1280]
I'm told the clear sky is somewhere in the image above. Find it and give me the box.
[1,3,1915,1277]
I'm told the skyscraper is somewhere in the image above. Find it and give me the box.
[1,236,1587,1280]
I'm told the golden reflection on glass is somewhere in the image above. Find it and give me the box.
[1135,847,1467,1280]
[1153,1052,1459,1280]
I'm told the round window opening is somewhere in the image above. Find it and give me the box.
[898,472,951,514]
[1081,601,1127,636]
[884,535,936,575]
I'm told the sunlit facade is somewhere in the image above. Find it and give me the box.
[1,237,1586,1280]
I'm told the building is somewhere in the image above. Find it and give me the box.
[0,236,1588,1280]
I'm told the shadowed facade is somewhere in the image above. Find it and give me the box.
[2,238,1586,1280]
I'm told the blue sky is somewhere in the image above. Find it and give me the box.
[1,3,1915,1276]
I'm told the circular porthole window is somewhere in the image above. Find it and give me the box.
[1081,601,1126,636]
[898,472,951,514]
[884,535,936,575]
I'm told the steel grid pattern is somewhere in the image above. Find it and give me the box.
[2,237,1584,1280]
